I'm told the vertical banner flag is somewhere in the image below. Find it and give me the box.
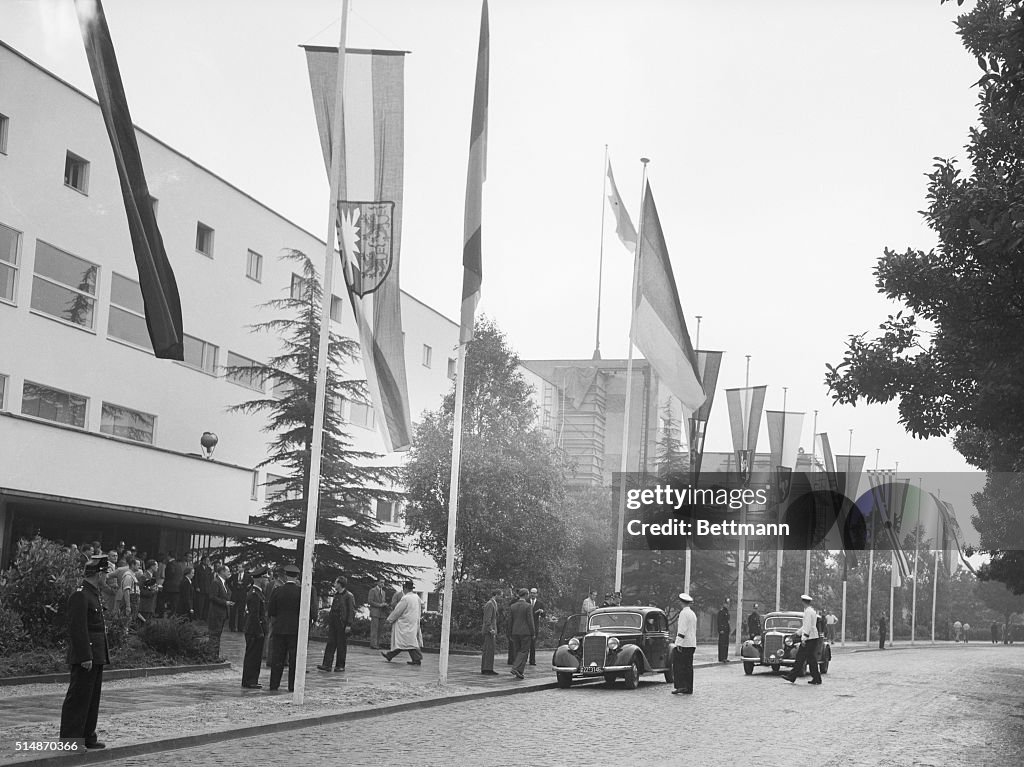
[936,497,973,576]
[74,0,184,360]
[461,0,489,343]
[304,45,412,452]
[767,411,805,503]
[688,349,723,481]
[836,454,866,571]
[634,184,706,411]
[726,385,767,481]
[606,160,637,253]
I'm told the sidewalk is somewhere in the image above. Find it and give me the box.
[0,634,728,765]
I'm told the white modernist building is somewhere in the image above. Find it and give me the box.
[0,40,467,601]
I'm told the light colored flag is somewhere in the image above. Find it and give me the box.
[726,386,767,453]
[461,1,489,343]
[606,161,637,253]
[633,183,706,411]
[766,411,805,470]
[304,45,412,452]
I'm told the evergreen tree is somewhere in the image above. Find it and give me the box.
[227,249,405,582]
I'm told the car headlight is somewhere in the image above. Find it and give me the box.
[567,637,580,652]
[607,637,620,651]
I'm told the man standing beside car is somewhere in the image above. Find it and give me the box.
[672,592,697,695]
[508,589,535,680]
[783,594,822,685]
[747,603,762,640]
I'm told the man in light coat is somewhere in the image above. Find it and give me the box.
[481,589,500,675]
[783,594,822,685]
[671,592,697,695]
[382,581,423,665]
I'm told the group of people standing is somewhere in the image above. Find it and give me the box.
[480,587,547,679]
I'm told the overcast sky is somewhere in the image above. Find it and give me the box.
[2,0,986,481]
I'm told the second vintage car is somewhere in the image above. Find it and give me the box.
[551,606,674,689]
[740,610,832,676]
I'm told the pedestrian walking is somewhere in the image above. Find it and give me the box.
[207,565,233,661]
[953,619,962,643]
[267,565,302,692]
[528,588,545,666]
[963,622,971,643]
[59,555,110,749]
[747,603,762,639]
[783,595,823,685]
[241,567,269,689]
[671,592,696,695]
[367,577,389,650]
[318,576,356,672]
[717,600,731,662]
[382,580,423,665]
[481,589,500,675]
[507,588,535,680]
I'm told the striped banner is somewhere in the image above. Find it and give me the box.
[461,1,489,343]
[74,0,184,360]
[305,45,412,452]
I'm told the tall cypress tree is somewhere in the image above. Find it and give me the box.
[227,249,406,583]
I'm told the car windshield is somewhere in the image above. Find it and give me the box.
[764,616,803,631]
[589,613,643,630]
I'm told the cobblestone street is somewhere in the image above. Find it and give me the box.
[106,644,1023,767]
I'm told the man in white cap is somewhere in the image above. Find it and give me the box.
[671,592,697,695]
[783,594,822,685]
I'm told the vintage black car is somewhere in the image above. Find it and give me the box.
[740,610,832,676]
[551,606,674,689]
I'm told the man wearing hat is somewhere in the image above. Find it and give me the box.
[59,555,110,749]
[717,600,731,662]
[783,595,822,685]
[267,564,302,692]
[241,567,269,689]
[383,580,424,665]
[672,592,697,695]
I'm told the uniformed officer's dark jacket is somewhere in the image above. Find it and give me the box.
[66,580,109,666]
[267,581,302,635]
[244,586,267,637]
[718,607,730,632]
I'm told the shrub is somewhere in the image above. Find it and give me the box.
[0,605,30,655]
[138,617,214,661]
[0,536,81,647]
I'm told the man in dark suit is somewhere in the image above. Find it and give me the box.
[508,589,535,680]
[267,564,302,692]
[161,553,183,617]
[317,576,356,672]
[241,567,269,689]
[528,588,545,665]
[194,556,213,621]
[481,589,500,675]
[176,566,195,619]
[207,565,233,661]
[228,564,251,632]
[60,555,110,749]
[717,601,731,662]
[747,603,762,639]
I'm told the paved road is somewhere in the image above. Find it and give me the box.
[110,645,1023,767]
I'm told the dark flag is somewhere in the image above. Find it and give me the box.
[461,0,489,343]
[75,0,183,360]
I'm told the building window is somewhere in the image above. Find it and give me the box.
[100,402,155,444]
[375,499,403,526]
[250,470,260,501]
[348,399,375,429]
[0,113,8,154]
[0,222,21,304]
[21,381,88,428]
[290,273,307,300]
[0,373,7,410]
[182,333,218,374]
[265,472,300,503]
[226,351,264,391]
[246,249,262,282]
[447,357,457,380]
[108,272,152,351]
[64,151,90,194]
[331,295,343,322]
[422,344,432,368]
[196,222,214,257]
[31,241,98,329]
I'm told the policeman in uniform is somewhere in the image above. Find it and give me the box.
[672,592,697,695]
[717,600,731,662]
[60,555,110,749]
[241,567,269,689]
[267,564,302,692]
[783,594,823,685]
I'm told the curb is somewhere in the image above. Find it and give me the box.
[0,662,231,687]
[6,680,559,767]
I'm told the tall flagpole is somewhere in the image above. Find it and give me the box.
[841,428,852,646]
[294,0,350,706]
[735,355,751,657]
[889,461,898,647]
[931,493,940,643]
[911,476,922,644]
[775,386,786,613]
[613,157,650,593]
[593,145,609,360]
[805,409,817,595]
[865,452,878,647]
[684,315,702,594]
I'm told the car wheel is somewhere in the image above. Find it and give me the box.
[556,672,573,689]
[744,662,754,676]
[624,659,641,690]
[770,664,781,675]
[663,665,674,683]
[604,673,618,685]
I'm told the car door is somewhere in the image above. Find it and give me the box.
[643,612,671,669]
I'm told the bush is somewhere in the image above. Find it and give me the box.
[0,606,30,655]
[138,617,214,662]
[0,536,81,647]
